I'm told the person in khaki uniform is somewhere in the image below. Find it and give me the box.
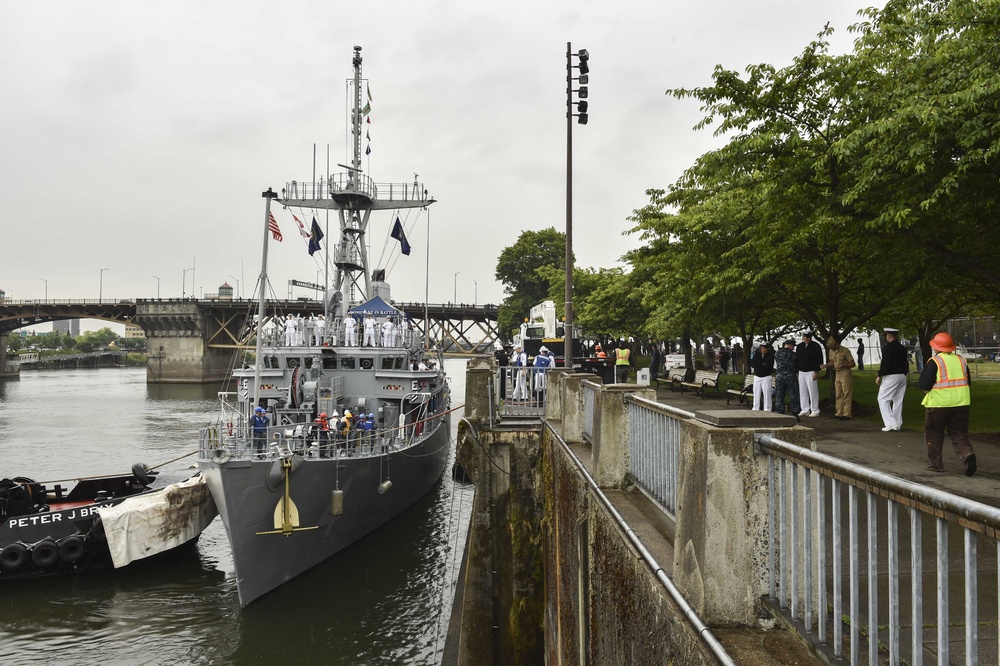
[824,337,856,420]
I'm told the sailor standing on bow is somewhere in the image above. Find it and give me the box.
[363,313,377,347]
[343,313,357,346]
[381,318,392,347]
[283,315,297,347]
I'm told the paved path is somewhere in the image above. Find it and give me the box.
[654,384,1000,508]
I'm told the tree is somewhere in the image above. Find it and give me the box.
[661,28,928,344]
[495,228,569,337]
[836,0,1000,293]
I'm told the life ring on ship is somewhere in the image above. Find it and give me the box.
[0,543,29,572]
[59,536,86,564]
[31,539,60,569]
[132,462,153,486]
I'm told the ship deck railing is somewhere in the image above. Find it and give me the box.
[199,413,447,462]
[283,175,430,205]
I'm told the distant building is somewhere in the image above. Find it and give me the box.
[53,319,81,337]
[124,324,146,339]
[218,282,234,300]
[0,289,5,302]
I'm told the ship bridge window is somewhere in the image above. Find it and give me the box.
[322,352,338,370]
[360,357,375,370]
[286,357,300,369]
[341,357,356,370]
[381,356,399,370]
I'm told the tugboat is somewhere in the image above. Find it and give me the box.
[0,466,217,580]
[196,45,451,606]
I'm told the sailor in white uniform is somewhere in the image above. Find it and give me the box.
[343,314,357,346]
[511,344,530,400]
[363,313,377,347]
[283,315,297,347]
[315,316,326,345]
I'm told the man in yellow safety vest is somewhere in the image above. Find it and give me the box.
[614,340,631,384]
[919,332,976,476]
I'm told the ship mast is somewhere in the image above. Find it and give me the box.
[278,45,435,316]
[253,188,279,410]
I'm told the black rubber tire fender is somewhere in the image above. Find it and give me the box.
[0,543,29,572]
[132,462,152,487]
[31,539,60,568]
[59,535,86,563]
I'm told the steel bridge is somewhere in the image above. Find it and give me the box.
[1,298,499,382]
[0,298,499,349]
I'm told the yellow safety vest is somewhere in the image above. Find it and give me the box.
[921,353,970,408]
[615,348,631,366]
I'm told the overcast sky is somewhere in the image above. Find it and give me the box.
[2,1,882,326]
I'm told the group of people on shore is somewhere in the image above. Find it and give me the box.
[744,328,976,477]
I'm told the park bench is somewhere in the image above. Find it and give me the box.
[726,374,754,406]
[672,369,722,398]
[663,367,688,391]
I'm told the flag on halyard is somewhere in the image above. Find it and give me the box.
[366,144,371,156]
[268,212,283,242]
[308,217,324,256]
[390,217,411,255]
[292,213,310,240]
[362,101,371,116]
[367,83,372,101]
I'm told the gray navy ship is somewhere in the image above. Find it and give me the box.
[197,46,451,606]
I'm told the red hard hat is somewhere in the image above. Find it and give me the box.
[929,332,956,353]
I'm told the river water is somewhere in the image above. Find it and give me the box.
[0,360,472,665]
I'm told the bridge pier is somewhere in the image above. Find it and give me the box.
[0,334,18,380]
[136,301,235,384]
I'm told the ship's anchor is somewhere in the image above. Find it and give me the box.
[256,456,318,536]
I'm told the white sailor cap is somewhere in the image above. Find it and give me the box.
[884,327,900,333]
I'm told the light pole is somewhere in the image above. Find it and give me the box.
[99,268,109,302]
[39,277,48,301]
[228,275,241,299]
[182,268,193,298]
[565,43,590,355]
[453,271,459,304]
[152,276,160,299]
[474,279,478,305]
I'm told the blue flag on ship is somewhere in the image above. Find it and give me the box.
[308,217,324,256]
[390,217,411,256]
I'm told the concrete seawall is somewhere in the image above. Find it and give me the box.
[449,361,816,665]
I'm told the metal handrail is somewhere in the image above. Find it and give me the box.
[623,394,694,518]
[548,421,737,666]
[757,432,997,663]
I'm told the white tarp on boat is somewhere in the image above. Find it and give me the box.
[97,474,218,569]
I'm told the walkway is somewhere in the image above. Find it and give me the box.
[653,384,1000,508]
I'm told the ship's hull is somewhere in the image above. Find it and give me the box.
[199,420,450,606]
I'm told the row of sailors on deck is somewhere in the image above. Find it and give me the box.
[309,408,422,457]
[279,313,414,348]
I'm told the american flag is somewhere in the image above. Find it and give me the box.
[268,212,283,242]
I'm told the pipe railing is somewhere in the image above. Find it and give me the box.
[624,394,694,519]
[758,432,999,665]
